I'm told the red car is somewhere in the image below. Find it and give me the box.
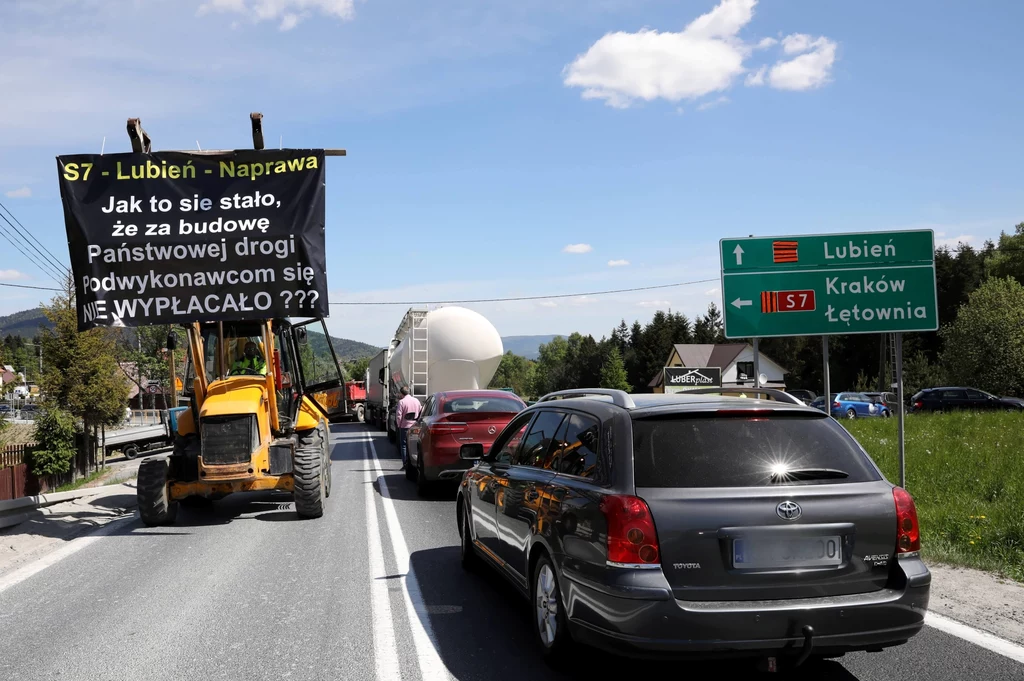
[406,390,527,495]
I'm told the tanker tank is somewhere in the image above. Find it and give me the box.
[388,306,504,398]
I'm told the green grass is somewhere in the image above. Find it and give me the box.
[842,412,1024,582]
[52,469,107,493]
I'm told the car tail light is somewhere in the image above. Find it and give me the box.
[893,487,920,553]
[430,422,468,435]
[913,401,923,410]
[833,401,841,409]
[600,495,661,567]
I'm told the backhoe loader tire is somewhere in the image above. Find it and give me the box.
[293,424,327,519]
[138,458,178,527]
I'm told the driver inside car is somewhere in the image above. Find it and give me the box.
[230,341,267,376]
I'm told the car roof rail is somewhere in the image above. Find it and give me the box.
[681,387,806,406]
[535,388,636,409]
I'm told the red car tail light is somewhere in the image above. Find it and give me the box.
[600,495,661,567]
[893,487,921,553]
[429,422,468,435]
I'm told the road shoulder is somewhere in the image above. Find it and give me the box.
[927,563,1024,647]
[0,482,138,580]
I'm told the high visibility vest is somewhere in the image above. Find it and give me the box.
[231,356,267,375]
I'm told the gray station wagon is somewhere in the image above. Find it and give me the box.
[455,388,930,671]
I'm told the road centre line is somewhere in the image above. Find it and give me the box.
[363,438,402,681]
[925,611,1024,665]
[366,434,453,681]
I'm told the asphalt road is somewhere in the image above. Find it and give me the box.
[0,423,1022,680]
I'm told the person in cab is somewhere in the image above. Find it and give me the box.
[230,341,267,376]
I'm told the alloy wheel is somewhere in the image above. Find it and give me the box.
[535,564,559,647]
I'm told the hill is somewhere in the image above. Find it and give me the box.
[500,335,562,360]
[0,308,51,338]
[0,307,381,362]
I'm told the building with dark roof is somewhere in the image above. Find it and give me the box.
[648,343,788,392]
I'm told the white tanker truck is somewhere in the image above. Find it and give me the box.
[364,306,504,441]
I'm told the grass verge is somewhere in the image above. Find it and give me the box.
[52,469,107,493]
[842,411,1024,582]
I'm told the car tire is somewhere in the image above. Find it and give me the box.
[459,500,482,573]
[416,455,430,497]
[846,408,856,419]
[532,553,574,666]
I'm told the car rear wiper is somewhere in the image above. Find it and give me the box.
[769,467,849,481]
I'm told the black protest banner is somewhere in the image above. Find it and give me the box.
[56,149,327,331]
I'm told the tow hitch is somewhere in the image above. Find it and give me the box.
[758,625,815,673]
[794,625,816,667]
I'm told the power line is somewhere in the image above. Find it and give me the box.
[0,200,69,277]
[327,278,721,306]
[0,220,65,286]
[0,281,63,292]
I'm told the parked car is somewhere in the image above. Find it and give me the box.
[862,392,897,417]
[809,394,834,412]
[831,392,883,419]
[456,388,929,669]
[405,389,527,495]
[787,389,817,405]
[910,387,1024,413]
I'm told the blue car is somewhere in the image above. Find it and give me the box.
[831,392,883,419]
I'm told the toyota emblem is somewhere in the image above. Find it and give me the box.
[487,426,496,435]
[776,501,802,521]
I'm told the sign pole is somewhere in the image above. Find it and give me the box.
[752,338,761,388]
[896,332,906,488]
[168,347,177,409]
[822,336,830,411]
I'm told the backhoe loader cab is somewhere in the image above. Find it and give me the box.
[137,316,344,526]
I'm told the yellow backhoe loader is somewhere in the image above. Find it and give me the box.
[137,316,343,525]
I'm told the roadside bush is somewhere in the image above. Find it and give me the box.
[28,407,78,476]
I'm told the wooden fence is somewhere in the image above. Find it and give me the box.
[1,443,34,501]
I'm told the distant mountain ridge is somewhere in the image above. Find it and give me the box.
[501,335,563,360]
[0,307,381,362]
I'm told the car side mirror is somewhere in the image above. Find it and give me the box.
[460,444,485,461]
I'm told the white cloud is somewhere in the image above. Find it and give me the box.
[563,243,593,254]
[563,0,838,107]
[697,95,729,111]
[936,234,975,249]
[4,187,31,198]
[197,0,355,30]
[637,300,672,308]
[704,287,720,295]
[745,65,766,86]
[768,34,837,91]
[537,301,558,308]
[0,270,29,281]
[607,259,630,267]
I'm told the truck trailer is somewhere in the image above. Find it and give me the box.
[368,306,504,441]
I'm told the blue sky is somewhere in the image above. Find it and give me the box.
[2,0,1023,347]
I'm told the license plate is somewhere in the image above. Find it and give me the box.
[733,536,842,569]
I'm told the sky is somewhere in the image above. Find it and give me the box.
[1,0,1023,347]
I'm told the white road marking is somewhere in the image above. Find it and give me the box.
[363,438,403,681]
[0,515,135,594]
[926,611,1024,664]
[367,434,453,681]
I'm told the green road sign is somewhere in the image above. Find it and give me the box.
[720,230,938,339]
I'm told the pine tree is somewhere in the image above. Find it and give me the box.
[599,346,631,391]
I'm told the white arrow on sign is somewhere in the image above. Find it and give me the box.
[731,297,752,309]
[733,244,744,265]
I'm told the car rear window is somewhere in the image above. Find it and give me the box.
[631,413,882,488]
[443,397,524,413]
